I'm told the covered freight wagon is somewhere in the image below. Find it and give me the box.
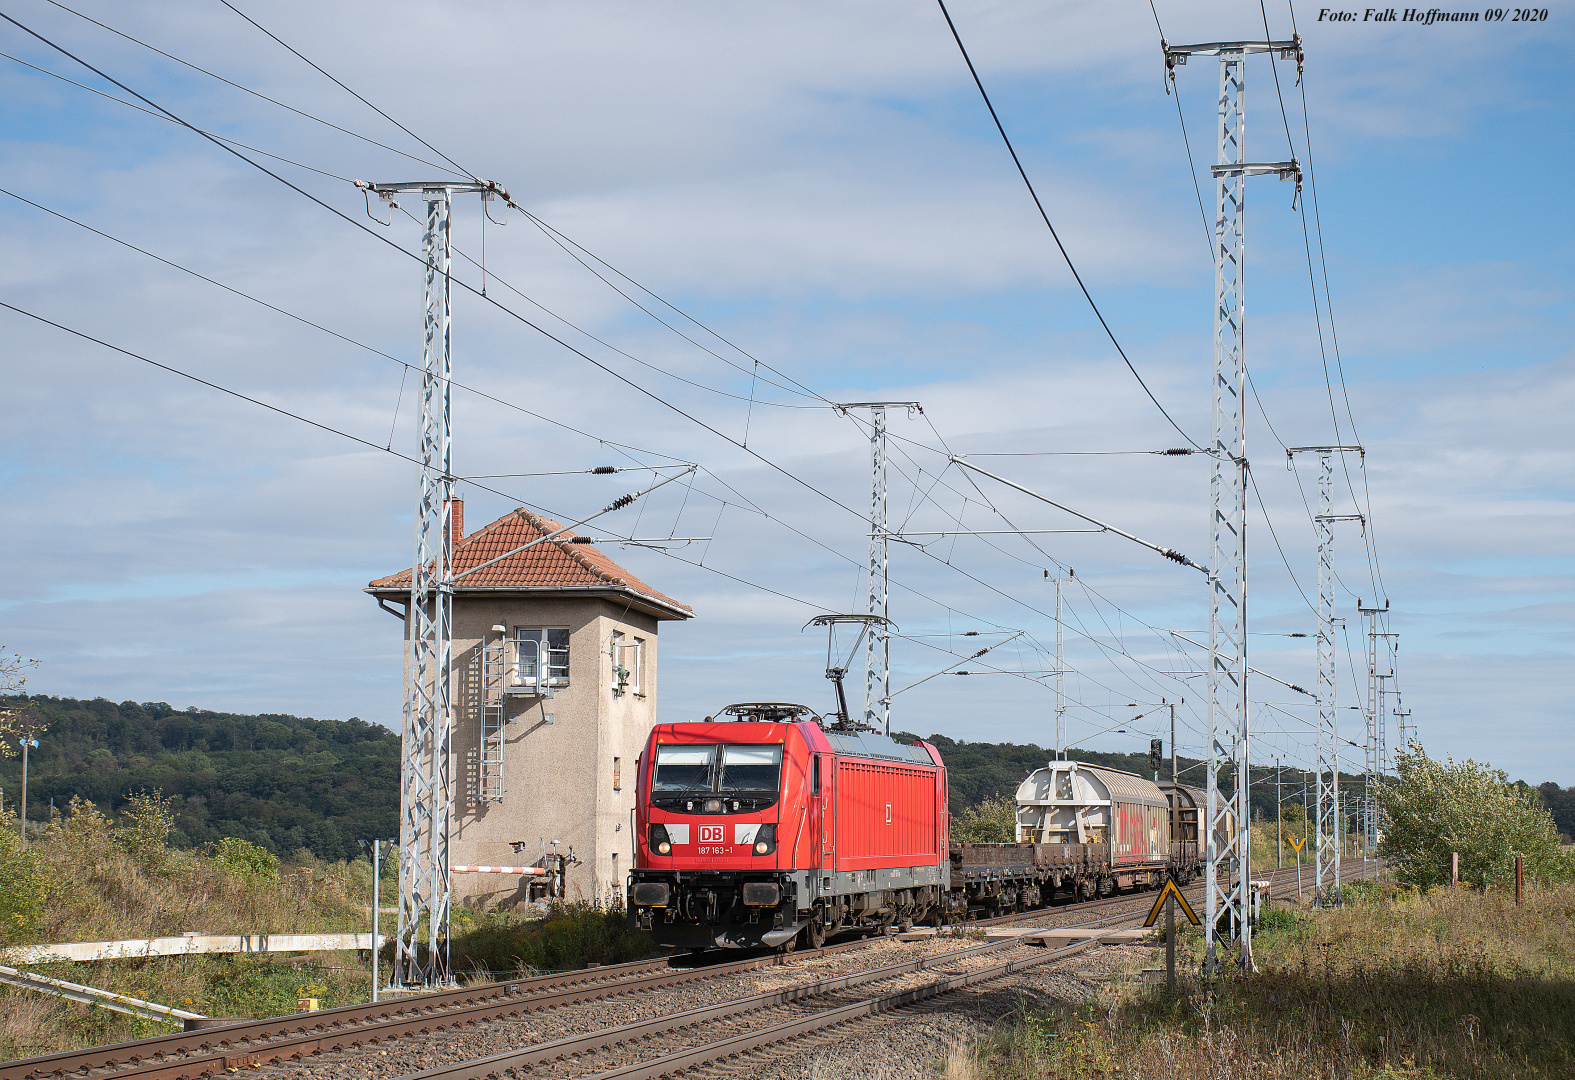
[1159,781,1238,858]
[1015,761,1169,862]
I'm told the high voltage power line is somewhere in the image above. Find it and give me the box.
[2,2,1394,742]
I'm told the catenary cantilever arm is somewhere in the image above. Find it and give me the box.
[452,466,697,582]
[949,456,1205,574]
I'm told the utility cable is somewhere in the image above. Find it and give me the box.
[1248,464,1317,616]
[517,208,829,404]
[932,0,1201,451]
[45,0,831,413]
[39,0,466,178]
[213,0,478,181]
[0,51,355,182]
[0,10,874,529]
[11,7,1275,711]
[0,184,690,470]
[411,205,826,410]
[22,3,1233,676]
[0,298,853,622]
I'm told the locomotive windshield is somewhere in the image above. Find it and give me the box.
[718,745,782,791]
[653,745,714,792]
[652,743,783,793]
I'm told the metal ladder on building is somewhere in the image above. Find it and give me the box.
[479,630,506,803]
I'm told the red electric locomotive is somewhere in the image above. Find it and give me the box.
[627,702,949,950]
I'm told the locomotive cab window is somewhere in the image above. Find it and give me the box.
[718,745,782,792]
[653,745,714,791]
[650,743,783,811]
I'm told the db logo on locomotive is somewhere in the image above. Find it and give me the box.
[698,825,725,843]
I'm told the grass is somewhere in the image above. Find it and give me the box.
[448,902,663,978]
[958,880,1575,1080]
[0,801,654,1061]
[0,798,383,1061]
[0,954,370,1060]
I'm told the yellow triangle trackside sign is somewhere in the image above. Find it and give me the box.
[1145,877,1201,927]
[1288,836,1305,853]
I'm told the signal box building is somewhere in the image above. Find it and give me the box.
[368,501,692,907]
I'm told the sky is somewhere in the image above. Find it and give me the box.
[2,0,1571,786]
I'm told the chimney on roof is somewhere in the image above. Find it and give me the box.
[449,499,464,545]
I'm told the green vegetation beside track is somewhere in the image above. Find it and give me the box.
[959,880,1575,1080]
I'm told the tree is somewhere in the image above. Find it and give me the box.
[951,793,1018,843]
[0,649,40,758]
[1377,745,1572,890]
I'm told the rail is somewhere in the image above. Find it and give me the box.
[1,859,1382,1080]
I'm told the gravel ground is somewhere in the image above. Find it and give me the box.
[243,934,1061,1080]
[693,944,1151,1080]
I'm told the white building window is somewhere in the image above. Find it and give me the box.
[608,633,644,697]
[515,627,569,685]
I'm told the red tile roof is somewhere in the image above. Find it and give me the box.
[368,507,692,619]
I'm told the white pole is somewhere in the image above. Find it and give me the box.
[371,840,382,1002]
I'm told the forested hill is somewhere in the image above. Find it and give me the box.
[0,696,397,861]
[904,731,1575,840]
[5,700,1567,861]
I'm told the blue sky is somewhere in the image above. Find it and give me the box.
[2,0,1572,785]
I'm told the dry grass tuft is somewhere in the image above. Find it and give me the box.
[967,881,1575,1080]
[0,799,378,1062]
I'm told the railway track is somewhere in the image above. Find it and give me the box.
[978,855,1380,928]
[564,860,1388,1080]
[2,859,1382,1080]
[393,931,1112,1080]
[0,941,873,1080]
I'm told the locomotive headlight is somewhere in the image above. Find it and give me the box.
[650,824,673,856]
[751,824,777,856]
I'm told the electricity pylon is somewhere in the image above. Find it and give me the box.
[836,402,919,735]
[1357,598,1394,851]
[365,178,506,989]
[1287,446,1363,905]
[1165,33,1301,974]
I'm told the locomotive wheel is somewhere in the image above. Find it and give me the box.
[780,932,798,954]
[806,907,827,950]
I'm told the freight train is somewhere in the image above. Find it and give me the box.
[626,702,1227,951]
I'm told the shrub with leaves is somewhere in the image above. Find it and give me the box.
[0,819,45,945]
[115,790,175,872]
[214,837,280,881]
[951,793,1018,843]
[1377,744,1574,890]
[0,649,40,758]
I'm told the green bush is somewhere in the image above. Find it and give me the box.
[0,820,45,945]
[214,837,280,880]
[952,793,1017,843]
[115,790,175,872]
[449,903,662,976]
[1378,745,1573,890]
[201,957,350,1020]
[1253,905,1302,937]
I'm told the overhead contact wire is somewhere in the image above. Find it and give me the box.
[933,0,1202,451]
